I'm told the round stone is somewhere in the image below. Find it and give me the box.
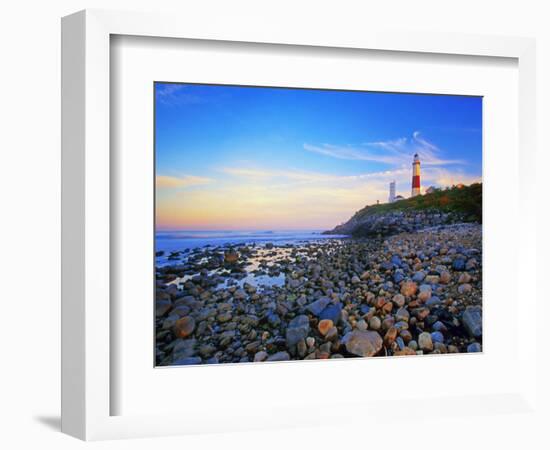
[418,332,433,352]
[318,319,334,336]
[368,316,382,331]
[173,316,195,338]
[400,281,418,297]
[342,330,383,357]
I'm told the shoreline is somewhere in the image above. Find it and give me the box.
[155,223,482,365]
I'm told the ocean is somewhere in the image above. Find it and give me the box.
[155,229,347,254]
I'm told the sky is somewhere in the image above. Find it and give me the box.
[155,82,482,231]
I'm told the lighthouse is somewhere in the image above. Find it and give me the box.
[388,180,396,203]
[411,153,421,197]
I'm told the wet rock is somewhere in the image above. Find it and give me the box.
[224,249,239,264]
[254,351,268,362]
[462,306,482,338]
[431,331,444,343]
[286,315,310,348]
[392,294,405,308]
[425,296,441,306]
[418,284,432,301]
[401,281,418,297]
[458,273,472,284]
[356,319,368,331]
[319,302,343,324]
[467,342,482,353]
[306,297,331,316]
[452,258,466,271]
[233,289,247,300]
[394,347,416,356]
[439,271,452,284]
[418,332,433,352]
[342,330,383,357]
[458,283,472,294]
[173,316,195,338]
[325,327,338,341]
[155,298,172,317]
[318,319,334,336]
[172,338,197,360]
[297,339,308,357]
[395,307,410,322]
[412,271,426,282]
[173,356,202,365]
[267,351,290,362]
[368,316,381,331]
[383,327,398,347]
[217,312,232,323]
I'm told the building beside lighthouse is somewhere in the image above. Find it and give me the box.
[411,153,421,197]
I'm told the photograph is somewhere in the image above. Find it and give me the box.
[154,82,483,366]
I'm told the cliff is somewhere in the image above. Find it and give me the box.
[324,183,482,237]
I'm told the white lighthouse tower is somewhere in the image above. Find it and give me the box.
[388,180,396,203]
[411,153,421,197]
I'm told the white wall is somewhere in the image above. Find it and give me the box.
[0,1,548,448]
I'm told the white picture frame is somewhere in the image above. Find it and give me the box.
[61,9,537,441]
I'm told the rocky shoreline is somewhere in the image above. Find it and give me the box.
[155,223,482,366]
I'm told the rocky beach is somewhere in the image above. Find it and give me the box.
[155,220,482,366]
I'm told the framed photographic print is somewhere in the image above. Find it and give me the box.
[62,9,538,441]
[153,82,483,367]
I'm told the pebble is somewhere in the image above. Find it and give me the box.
[267,351,291,362]
[368,316,382,331]
[254,351,268,362]
[462,306,482,338]
[395,307,410,322]
[452,258,466,271]
[458,273,472,284]
[392,294,405,307]
[458,283,472,294]
[325,326,338,341]
[285,315,310,348]
[418,332,433,352]
[439,271,452,284]
[467,342,482,353]
[431,331,444,343]
[306,297,331,316]
[173,316,195,338]
[413,271,426,282]
[319,302,343,324]
[400,281,418,297]
[318,319,334,336]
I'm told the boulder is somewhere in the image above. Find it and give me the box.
[319,302,343,324]
[306,297,331,316]
[286,315,310,348]
[342,330,383,357]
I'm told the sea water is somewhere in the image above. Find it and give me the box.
[155,229,346,254]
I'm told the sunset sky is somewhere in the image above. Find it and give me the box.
[155,83,482,231]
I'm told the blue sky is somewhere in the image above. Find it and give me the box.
[155,82,482,230]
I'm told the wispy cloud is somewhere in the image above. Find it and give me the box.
[156,175,212,189]
[304,131,465,167]
[155,84,204,106]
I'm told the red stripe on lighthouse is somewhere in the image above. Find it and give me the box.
[412,175,420,188]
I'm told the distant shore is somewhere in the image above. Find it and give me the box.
[155,223,482,365]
